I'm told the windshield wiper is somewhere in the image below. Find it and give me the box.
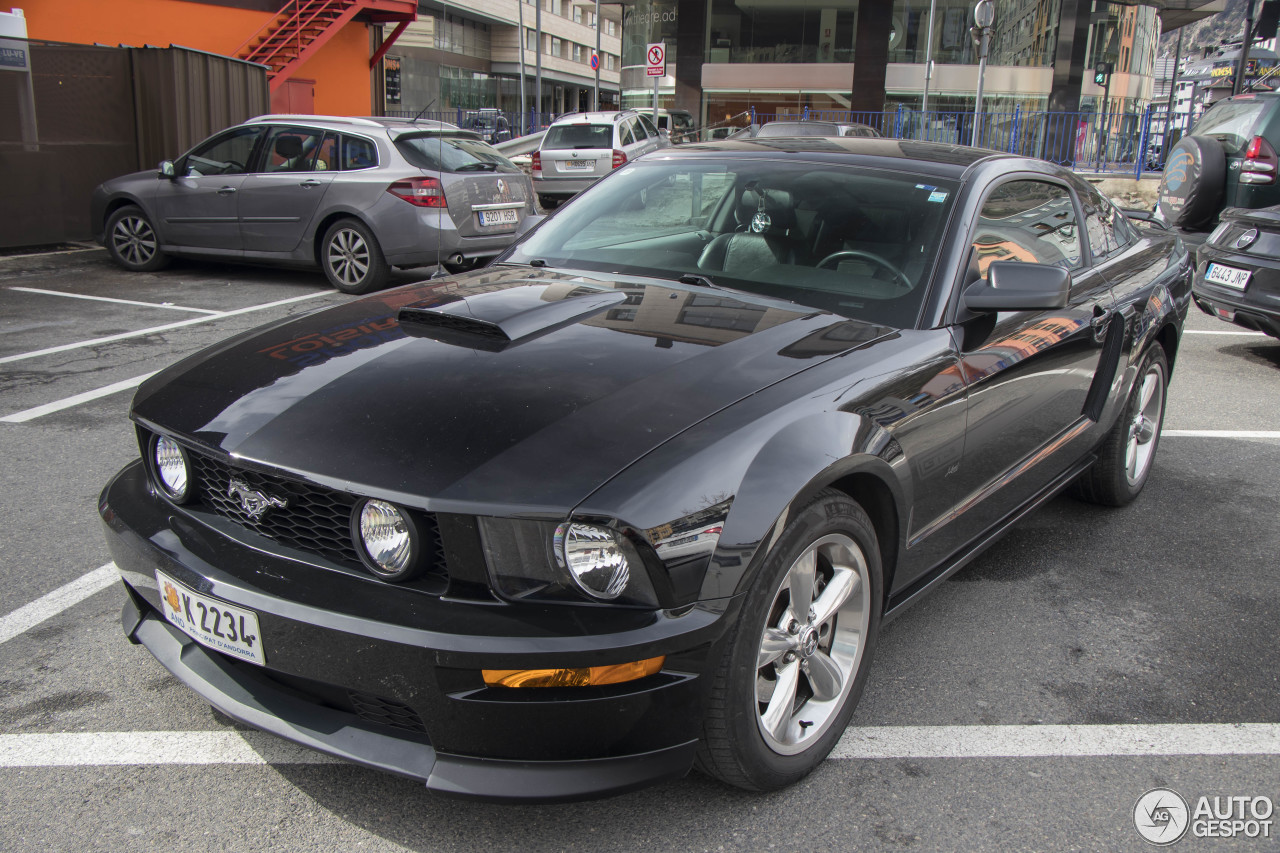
[678,273,727,290]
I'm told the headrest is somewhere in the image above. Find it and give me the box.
[738,188,796,234]
[274,135,304,159]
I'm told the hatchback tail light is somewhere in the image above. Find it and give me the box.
[387,177,447,208]
[611,149,627,169]
[531,150,542,177]
[1242,135,1277,184]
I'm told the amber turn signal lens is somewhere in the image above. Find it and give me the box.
[483,656,664,688]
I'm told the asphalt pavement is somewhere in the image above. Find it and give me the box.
[0,246,1277,852]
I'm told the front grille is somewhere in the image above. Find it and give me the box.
[189,451,361,566]
[349,691,427,734]
[182,446,447,583]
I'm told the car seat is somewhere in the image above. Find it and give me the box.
[698,188,802,274]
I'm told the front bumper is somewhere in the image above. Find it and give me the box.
[1193,249,1280,338]
[101,461,726,802]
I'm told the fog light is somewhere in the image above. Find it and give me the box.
[358,499,417,579]
[482,656,665,688]
[154,435,189,500]
[554,522,630,599]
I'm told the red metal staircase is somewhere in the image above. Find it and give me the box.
[236,0,416,91]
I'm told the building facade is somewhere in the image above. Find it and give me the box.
[616,0,1217,128]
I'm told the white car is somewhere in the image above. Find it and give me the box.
[532,110,670,209]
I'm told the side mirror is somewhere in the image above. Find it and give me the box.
[158,160,176,178]
[963,261,1071,312]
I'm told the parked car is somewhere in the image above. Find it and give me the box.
[1157,93,1280,229]
[1193,205,1280,338]
[92,115,536,293]
[650,108,697,143]
[532,109,669,208]
[755,120,880,139]
[101,138,1190,803]
[467,109,513,145]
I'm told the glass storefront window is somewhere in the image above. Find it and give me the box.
[707,0,856,64]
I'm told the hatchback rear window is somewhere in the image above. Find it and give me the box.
[1193,100,1272,154]
[393,132,521,173]
[543,124,613,150]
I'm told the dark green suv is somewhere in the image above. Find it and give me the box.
[1158,93,1280,228]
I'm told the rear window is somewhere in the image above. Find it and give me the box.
[543,123,613,150]
[393,132,521,173]
[756,122,840,138]
[1193,99,1272,154]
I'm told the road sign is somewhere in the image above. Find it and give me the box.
[646,42,665,77]
[590,52,600,71]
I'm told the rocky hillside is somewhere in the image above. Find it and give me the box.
[1159,0,1249,56]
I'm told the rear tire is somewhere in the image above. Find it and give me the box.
[695,489,882,791]
[105,205,169,272]
[1073,345,1168,506]
[538,195,560,211]
[321,218,389,294]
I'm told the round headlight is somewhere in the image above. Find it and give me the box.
[554,523,630,600]
[358,500,418,579]
[153,435,190,500]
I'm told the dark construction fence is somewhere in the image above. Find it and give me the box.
[0,40,268,249]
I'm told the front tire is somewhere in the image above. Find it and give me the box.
[105,205,169,272]
[696,489,883,791]
[1074,345,1169,506]
[321,218,389,294]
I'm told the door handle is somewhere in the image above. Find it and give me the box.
[216,186,237,195]
[1090,305,1113,342]
[299,179,322,189]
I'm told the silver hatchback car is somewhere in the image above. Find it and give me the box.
[91,115,536,293]
[532,110,670,208]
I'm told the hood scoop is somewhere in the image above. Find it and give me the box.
[398,284,627,352]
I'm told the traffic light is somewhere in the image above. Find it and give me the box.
[1094,61,1113,87]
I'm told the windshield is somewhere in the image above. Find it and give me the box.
[757,123,841,138]
[1194,99,1272,154]
[506,159,958,327]
[543,124,613,150]
[393,132,521,173]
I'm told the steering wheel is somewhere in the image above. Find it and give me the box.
[816,250,912,290]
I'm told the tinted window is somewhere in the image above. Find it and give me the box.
[1193,99,1271,154]
[183,127,263,177]
[342,135,378,170]
[1079,184,1131,260]
[973,180,1083,273]
[542,123,613,150]
[393,132,520,173]
[619,119,637,146]
[637,114,659,138]
[263,127,327,172]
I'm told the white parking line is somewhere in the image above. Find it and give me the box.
[1183,329,1267,336]
[1,724,1277,769]
[1163,430,1280,439]
[8,287,222,315]
[0,372,156,423]
[0,291,329,365]
[0,563,118,646]
[831,723,1280,759]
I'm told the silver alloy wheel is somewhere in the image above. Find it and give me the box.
[755,532,871,755]
[1125,359,1166,486]
[327,227,370,287]
[112,215,157,266]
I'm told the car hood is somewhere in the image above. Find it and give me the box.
[132,267,891,514]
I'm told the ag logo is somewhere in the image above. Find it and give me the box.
[1134,788,1190,845]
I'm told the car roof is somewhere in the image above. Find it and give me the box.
[549,110,645,125]
[243,114,462,133]
[646,137,1016,178]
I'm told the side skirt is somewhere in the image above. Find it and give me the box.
[883,452,1097,623]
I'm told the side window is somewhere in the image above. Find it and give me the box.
[342,135,378,170]
[183,127,264,177]
[638,115,659,139]
[618,119,637,147]
[1080,184,1133,260]
[263,127,327,172]
[313,133,339,172]
[973,180,1083,274]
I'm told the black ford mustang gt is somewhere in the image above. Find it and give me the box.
[100,138,1192,802]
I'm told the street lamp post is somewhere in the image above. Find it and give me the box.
[593,0,601,111]
[970,0,994,147]
[921,0,937,128]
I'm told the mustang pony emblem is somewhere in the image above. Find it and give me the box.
[228,477,288,520]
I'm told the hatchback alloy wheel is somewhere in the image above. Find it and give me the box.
[327,227,370,288]
[112,214,158,267]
